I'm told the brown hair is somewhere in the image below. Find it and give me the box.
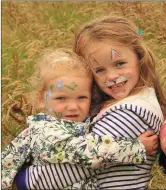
[74,15,166,117]
[28,48,92,111]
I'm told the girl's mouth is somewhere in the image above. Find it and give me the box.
[108,81,127,89]
[104,74,130,88]
[65,115,80,121]
[65,115,79,118]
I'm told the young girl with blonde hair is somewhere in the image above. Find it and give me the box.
[2,48,155,190]
[14,15,165,189]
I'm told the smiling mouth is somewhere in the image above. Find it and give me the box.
[108,81,127,89]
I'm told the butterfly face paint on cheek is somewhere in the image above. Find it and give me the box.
[44,81,63,119]
[44,93,64,119]
[104,74,131,87]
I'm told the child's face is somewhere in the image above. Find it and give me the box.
[85,42,140,100]
[41,76,92,121]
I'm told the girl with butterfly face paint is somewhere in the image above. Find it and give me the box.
[2,49,155,190]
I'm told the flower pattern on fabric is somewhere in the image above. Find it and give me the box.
[2,113,146,189]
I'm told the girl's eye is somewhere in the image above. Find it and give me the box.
[95,68,105,74]
[116,62,126,68]
[78,96,88,99]
[54,97,65,100]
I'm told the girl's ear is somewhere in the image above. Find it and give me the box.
[37,91,45,110]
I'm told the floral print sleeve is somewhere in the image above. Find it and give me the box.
[46,133,146,169]
[65,135,146,169]
[1,127,31,189]
[2,113,147,189]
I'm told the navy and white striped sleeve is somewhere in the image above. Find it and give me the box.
[15,163,98,190]
[92,104,161,138]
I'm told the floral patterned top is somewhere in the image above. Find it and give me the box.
[2,113,146,189]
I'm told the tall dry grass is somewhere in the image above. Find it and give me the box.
[2,2,166,189]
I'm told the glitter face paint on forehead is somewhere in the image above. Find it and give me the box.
[54,56,69,62]
[49,80,78,92]
[50,80,64,91]
[104,74,131,87]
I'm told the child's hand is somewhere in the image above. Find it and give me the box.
[138,130,158,156]
[160,121,166,154]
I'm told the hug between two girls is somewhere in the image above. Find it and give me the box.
[2,15,166,190]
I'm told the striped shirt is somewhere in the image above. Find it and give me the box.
[92,88,163,189]
[26,163,98,189]
[21,88,163,189]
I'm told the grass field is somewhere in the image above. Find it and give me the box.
[2,1,166,189]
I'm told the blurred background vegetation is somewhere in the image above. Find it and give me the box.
[2,1,166,189]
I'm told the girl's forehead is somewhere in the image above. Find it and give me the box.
[87,41,136,61]
[86,41,121,56]
[47,75,92,87]
[87,44,122,63]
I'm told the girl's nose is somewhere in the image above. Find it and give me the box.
[106,69,119,81]
[67,101,78,111]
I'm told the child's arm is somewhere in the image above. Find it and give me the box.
[45,107,160,169]
[1,127,31,189]
[15,163,99,190]
[160,121,166,154]
[15,130,156,190]
[45,134,147,169]
[61,133,148,169]
[138,130,158,155]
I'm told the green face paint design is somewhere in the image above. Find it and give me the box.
[64,82,78,90]
[50,80,64,91]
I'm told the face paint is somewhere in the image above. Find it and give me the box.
[53,111,63,119]
[50,80,78,91]
[55,56,69,62]
[44,88,64,119]
[50,80,64,91]
[104,74,131,87]
[44,80,78,118]
[111,49,121,60]
[64,82,78,90]
[55,80,64,91]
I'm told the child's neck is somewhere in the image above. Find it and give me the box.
[102,99,118,110]
[102,87,147,110]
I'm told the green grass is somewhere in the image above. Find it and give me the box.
[2,2,166,189]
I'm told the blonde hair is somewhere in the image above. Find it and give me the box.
[74,15,166,117]
[28,48,92,111]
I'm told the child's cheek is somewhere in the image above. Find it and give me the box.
[160,121,166,154]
